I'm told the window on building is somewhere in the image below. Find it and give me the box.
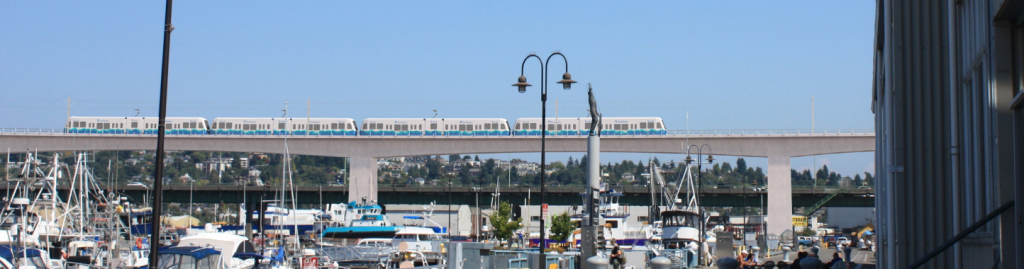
[638,216,649,223]
[531,216,541,222]
[605,220,618,228]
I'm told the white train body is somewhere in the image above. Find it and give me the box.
[66,116,208,135]
[62,116,663,136]
[360,118,509,136]
[515,117,666,136]
[438,118,510,136]
[359,118,427,136]
[211,117,357,136]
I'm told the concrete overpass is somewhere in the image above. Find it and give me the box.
[0,128,874,236]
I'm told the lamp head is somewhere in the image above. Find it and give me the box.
[513,76,531,93]
[684,155,694,165]
[706,155,715,164]
[557,72,577,90]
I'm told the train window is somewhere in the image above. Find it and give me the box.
[227,123,233,129]
[348,123,353,130]
[131,122,137,128]
[331,123,338,130]
[430,123,437,130]
[376,123,383,129]
[640,122,647,129]
[531,123,537,129]
[548,124,554,130]
[514,123,520,130]
[502,123,506,129]
[484,123,491,130]
[605,220,619,228]
[657,122,662,129]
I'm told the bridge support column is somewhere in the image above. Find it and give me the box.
[348,157,378,203]
[767,155,793,239]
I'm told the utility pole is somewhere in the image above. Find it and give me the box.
[148,0,174,266]
[306,99,311,136]
[65,98,71,130]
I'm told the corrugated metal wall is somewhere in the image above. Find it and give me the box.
[877,0,1023,268]
[886,0,955,268]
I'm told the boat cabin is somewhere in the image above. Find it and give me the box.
[156,246,222,269]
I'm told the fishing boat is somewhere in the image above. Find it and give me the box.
[564,188,647,248]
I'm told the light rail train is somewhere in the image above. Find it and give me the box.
[63,116,667,136]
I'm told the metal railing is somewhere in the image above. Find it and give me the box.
[665,128,875,135]
[905,200,1015,269]
[0,128,874,136]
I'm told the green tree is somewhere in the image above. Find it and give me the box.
[549,211,575,242]
[489,201,523,247]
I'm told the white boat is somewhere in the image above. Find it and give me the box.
[176,233,260,269]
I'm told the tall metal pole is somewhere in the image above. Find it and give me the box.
[149,0,174,266]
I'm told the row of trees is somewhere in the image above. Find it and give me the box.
[1,151,874,188]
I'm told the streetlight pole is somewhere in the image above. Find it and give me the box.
[686,144,713,266]
[512,52,576,262]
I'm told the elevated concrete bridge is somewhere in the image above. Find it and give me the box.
[0,128,874,236]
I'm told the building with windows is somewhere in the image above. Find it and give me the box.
[872,1,1024,268]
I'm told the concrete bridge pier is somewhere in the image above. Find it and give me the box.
[766,154,793,239]
[348,156,378,203]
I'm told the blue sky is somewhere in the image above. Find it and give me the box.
[0,1,876,177]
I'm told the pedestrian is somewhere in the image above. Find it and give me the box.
[791,251,808,269]
[741,249,758,269]
[609,242,624,269]
[810,246,820,257]
[825,252,844,269]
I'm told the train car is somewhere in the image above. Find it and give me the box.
[597,117,666,136]
[211,117,359,136]
[513,118,584,136]
[359,118,427,136]
[66,116,128,134]
[289,118,358,136]
[66,116,209,135]
[210,118,277,135]
[439,118,511,136]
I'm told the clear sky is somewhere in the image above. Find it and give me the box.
[0,1,876,177]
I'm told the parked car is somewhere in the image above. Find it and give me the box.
[835,237,851,246]
[797,236,814,246]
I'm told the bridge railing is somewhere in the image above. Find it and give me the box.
[664,128,875,136]
[1,128,875,136]
[0,128,65,134]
